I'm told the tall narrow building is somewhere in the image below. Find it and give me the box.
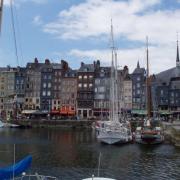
[131,61,146,112]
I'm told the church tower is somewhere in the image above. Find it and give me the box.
[176,35,180,67]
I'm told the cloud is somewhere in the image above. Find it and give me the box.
[42,0,180,73]
[33,15,43,25]
[43,0,165,41]
[69,43,176,74]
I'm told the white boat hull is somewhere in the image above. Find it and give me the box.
[97,129,132,145]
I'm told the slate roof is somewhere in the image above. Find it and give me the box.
[52,63,62,69]
[132,67,146,74]
[155,66,180,84]
[64,69,77,77]
[78,63,95,72]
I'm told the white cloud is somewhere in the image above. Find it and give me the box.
[69,43,176,74]
[42,0,180,73]
[33,15,43,25]
[43,0,165,41]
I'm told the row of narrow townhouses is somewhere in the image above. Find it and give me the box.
[0,41,179,119]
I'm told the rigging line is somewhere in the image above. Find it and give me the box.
[10,0,19,66]
[13,2,24,66]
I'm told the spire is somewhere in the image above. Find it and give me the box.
[176,33,180,67]
[137,61,140,68]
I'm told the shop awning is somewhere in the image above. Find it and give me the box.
[22,110,48,115]
[159,110,171,115]
[22,110,38,114]
[132,110,147,115]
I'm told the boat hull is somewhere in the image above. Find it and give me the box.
[97,130,132,145]
[135,134,164,145]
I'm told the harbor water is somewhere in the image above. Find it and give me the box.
[0,128,179,180]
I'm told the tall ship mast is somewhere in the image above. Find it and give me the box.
[135,37,164,145]
[146,37,151,118]
[110,19,119,123]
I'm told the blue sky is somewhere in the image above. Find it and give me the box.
[0,0,180,73]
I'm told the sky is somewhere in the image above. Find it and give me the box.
[0,0,180,74]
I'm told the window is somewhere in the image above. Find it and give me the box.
[137,83,140,88]
[95,79,100,85]
[89,83,93,88]
[137,90,140,94]
[98,94,104,99]
[43,91,46,96]
[78,75,82,79]
[84,83,87,88]
[137,77,140,81]
[78,83,82,87]
[48,83,51,88]
[84,75,87,79]
[100,73,104,77]
[160,90,163,96]
[99,87,105,92]
[89,75,93,79]
[48,75,52,80]
[44,75,47,79]
[43,83,46,88]
[47,91,51,96]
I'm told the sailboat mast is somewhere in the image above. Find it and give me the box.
[146,36,151,118]
[110,20,119,122]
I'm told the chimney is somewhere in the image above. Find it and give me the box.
[61,60,69,71]
[34,57,38,64]
[45,59,50,64]
[81,62,84,67]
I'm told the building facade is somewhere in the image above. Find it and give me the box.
[131,62,146,111]
[123,74,132,112]
[77,61,100,118]
[93,66,110,119]
[15,67,26,115]
[60,70,77,117]
[24,58,42,110]
[51,60,69,114]
[152,41,180,114]
[1,67,16,119]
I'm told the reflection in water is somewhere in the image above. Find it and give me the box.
[0,128,179,180]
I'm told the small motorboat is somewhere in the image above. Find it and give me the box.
[0,155,32,179]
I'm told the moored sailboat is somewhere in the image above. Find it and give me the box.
[135,37,164,145]
[96,21,132,145]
